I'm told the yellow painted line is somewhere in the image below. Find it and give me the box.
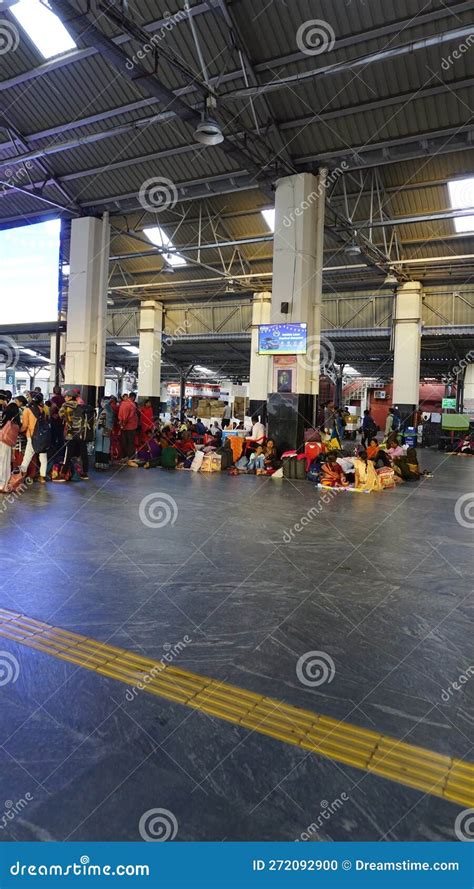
[0,608,472,808]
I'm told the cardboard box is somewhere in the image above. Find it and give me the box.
[233,396,246,420]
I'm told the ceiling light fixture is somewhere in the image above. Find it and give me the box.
[344,230,361,256]
[194,96,224,146]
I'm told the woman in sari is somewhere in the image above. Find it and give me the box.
[321,453,349,487]
[353,450,383,491]
[366,438,380,460]
[138,398,155,445]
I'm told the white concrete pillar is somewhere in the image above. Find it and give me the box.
[392,281,423,409]
[463,362,474,414]
[138,300,163,400]
[64,215,110,402]
[271,171,325,394]
[49,331,65,393]
[249,291,272,404]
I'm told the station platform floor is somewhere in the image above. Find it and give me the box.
[0,450,472,843]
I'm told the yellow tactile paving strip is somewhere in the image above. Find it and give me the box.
[0,606,472,808]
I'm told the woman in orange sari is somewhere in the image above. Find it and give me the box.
[366,438,380,460]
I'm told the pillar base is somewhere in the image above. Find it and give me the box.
[249,399,267,425]
[395,403,417,431]
[267,392,315,453]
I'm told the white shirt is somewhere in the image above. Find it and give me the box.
[337,457,354,474]
[250,421,266,441]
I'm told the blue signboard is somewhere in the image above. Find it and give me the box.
[258,323,307,355]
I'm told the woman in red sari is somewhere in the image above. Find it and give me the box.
[321,453,349,487]
[138,398,155,446]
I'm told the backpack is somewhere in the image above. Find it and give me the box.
[31,407,51,453]
[71,403,95,442]
[392,414,401,432]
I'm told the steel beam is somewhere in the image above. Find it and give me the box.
[223,25,474,99]
[350,207,474,228]
[82,171,267,211]
[46,0,279,195]
[295,125,474,170]
[2,0,470,98]
[0,2,213,91]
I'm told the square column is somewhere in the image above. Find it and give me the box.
[249,291,272,419]
[392,281,423,426]
[462,363,474,416]
[268,172,326,451]
[48,331,65,394]
[64,215,110,405]
[138,301,163,411]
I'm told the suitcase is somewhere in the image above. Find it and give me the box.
[295,456,307,479]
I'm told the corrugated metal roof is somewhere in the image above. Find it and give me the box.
[0,0,472,305]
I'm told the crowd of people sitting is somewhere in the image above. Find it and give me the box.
[0,388,430,495]
[307,401,431,491]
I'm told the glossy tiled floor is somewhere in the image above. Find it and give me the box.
[0,450,472,842]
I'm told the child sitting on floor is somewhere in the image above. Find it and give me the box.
[247,445,266,475]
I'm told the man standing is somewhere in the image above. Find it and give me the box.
[118,393,138,461]
[222,401,232,429]
[384,407,394,440]
[361,409,378,447]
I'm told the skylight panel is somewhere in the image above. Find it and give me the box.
[12,0,76,59]
[448,178,474,233]
[143,226,187,267]
[261,209,275,232]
